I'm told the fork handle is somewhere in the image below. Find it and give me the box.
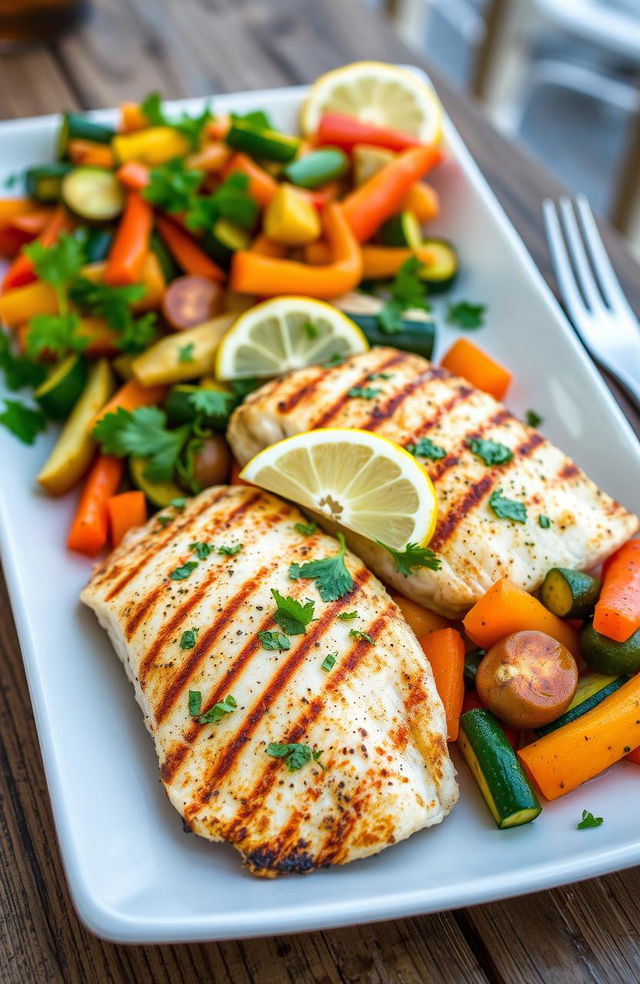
[607,364,640,414]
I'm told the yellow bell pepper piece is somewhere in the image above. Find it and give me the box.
[263,184,321,246]
[131,313,235,386]
[112,126,190,166]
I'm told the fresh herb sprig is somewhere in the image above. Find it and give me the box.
[288,532,354,602]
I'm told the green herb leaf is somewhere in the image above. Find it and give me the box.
[0,332,46,391]
[93,406,190,483]
[156,514,172,527]
[538,515,551,529]
[376,256,431,334]
[169,560,199,581]
[302,319,319,339]
[180,628,199,649]
[321,652,337,672]
[287,532,354,602]
[271,589,315,635]
[0,399,46,444]
[198,694,237,725]
[376,298,405,335]
[368,372,393,380]
[378,540,442,577]
[69,278,155,355]
[143,157,204,213]
[407,436,446,460]
[349,628,374,644]
[188,690,202,716]
[526,409,543,428]
[230,377,259,398]
[348,386,381,400]
[294,520,317,536]
[266,742,325,772]
[178,342,194,363]
[185,173,258,232]
[337,611,358,620]
[26,312,87,360]
[141,93,213,148]
[467,438,513,466]
[25,232,86,288]
[258,629,291,651]
[231,109,273,130]
[170,497,186,510]
[446,300,486,329]
[189,388,236,421]
[323,352,345,368]
[489,488,527,524]
[218,543,243,556]
[189,541,214,560]
[577,809,603,830]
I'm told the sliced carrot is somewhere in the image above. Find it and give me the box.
[401,182,440,223]
[155,215,226,282]
[67,455,124,556]
[120,102,149,133]
[419,627,465,741]
[2,206,71,291]
[107,490,147,547]
[186,141,231,173]
[68,139,116,169]
[116,161,150,191]
[518,674,640,800]
[390,591,449,636]
[105,191,153,286]
[223,152,278,207]
[593,540,640,643]
[441,338,512,401]
[463,579,580,658]
[92,378,167,429]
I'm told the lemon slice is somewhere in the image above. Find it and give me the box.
[301,61,443,144]
[215,296,368,380]
[241,428,437,550]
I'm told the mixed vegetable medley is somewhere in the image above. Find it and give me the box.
[0,61,638,835]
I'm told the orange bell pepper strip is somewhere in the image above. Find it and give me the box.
[593,539,640,642]
[419,628,466,741]
[441,338,512,401]
[67,454,124,556]
[92,378,167,430]
[116,161,150,191]
[223,152,278,207]
[342,145,444,243]
[0,198,37,223]
[250,233,287,258]
[68,139,116,169]
[2,206,71,291]
[401,182,440,223]
[155,215,226,283]
[304,240,331,266]
[186,141,231,173]
[230,203,363,300]
[119,101,149,133]
[105,191,153,286]
[107,490,147,547]
[361,244,439,280]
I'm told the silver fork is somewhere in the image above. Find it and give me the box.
[543,193,640,410]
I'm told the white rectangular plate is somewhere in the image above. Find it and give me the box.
[1,77,639,945]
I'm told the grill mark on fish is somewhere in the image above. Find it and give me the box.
[185,570,374,819]
[104,487,230,601]
[430,431,546,550]
[398,383,475,454]
[365,366,449,431]
[310,352,408,428]
[277,365,330,414]
[429,407,512,483]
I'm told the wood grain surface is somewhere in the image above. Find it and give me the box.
[0,1,639,981]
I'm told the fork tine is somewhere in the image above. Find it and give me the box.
[558,197,605,314]
[575,194,637,320]
[542,199,588,327]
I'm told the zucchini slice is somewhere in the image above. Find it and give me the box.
[580,621,640,675]
[541,567,601,619]
[204,219,252,267]
[83,227,114,263]
[226,120,300,162]
[61,167,124,223]
[130,456,184,508]
[334,291,436,360]
[421,238,458,292]
[58,112,116,159]
[534,672,626,736]
[25,163,73,203]
[459,708,541,829]
[35,353,88,419]
[379,211,422,248]
[164,382,237,431]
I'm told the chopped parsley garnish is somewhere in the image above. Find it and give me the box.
[141,92,213,148]
[178,342,194,363]
[294,520,317,536]
[489,488,527,524]
[218,543,243,556]
[157,514,172,528]
[190,541,214,560]
[378,541,441,577]
[377,256,431,334]
[170,497,186,510]
[287,532,354,602]
[368,372,393,380]
[348,386,381,400]
[69,278,155,354]
[24,234,89,359]
[407,436,446,460]
[185,172,258,232]
[446,300,486,329]
[93,406,190,483]
[526,409,543,428]
[231,108,273,130]
[143,157,204,213]
[321,652,337,672]
[180,628,199,650]
[577,809,603,830]
[169,560,198,580]
[0,332,46,391]
[188,690,202,716]
[323,352,344,368]
[258,630,290,651]
[198,694,237,724]
[0,399,46,445]
[189,388,236,422]
[349,628,374,644]
[467,438,513,466]
[266,742,326,772]
[338,611,358,621]
[538,515,551,529]
[271,590,315,635]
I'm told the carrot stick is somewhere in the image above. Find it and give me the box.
[463,579,580,658]
[361,244,439,279]
[401,182,440,223]
[419,628,466,740]
[116,161,150,191]
[92,378,167,430]
[518,674,640,800]
[67,455,124,556]
[155,215,226,283]
[107,490,147,547]
[2,206,71,291]
[68,139,116,169]
[593,540,640,643]
[223,152,278,207]
[390,591,450,636]
[342,145,443,242]
[441,338,512,401]
[627,745,640,765]
[105,191,153,287]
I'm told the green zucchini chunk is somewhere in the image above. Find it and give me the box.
[150,232,180,283]
[83,227,114,263]
[534,672,626,736]
[58,112,116,159]
[580,621,640,675]
[379,210,422,248]
[35,353,88,419]
[129,456,184,508]
[420,238,458,291]
[25,163,73,203]
[204,219,251,267]
[348,312,435,360]
[61,167,124,223]
[226,120,300,162]
[541,567,601,619]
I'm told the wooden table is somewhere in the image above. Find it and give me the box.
[1,1,639,981]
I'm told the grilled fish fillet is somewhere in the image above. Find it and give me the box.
[81,486,457,876]
[227,347,638,618]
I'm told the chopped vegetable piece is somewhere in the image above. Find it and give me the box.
[35,353,88,419]
[284,148,349,189]
[226,120,300,162]
[155,215,225,283]
[61,167,124,223]
[401,182,439,223]
[526,409,543,427]
[315,113,423,152]
[534,672,625,737]
[222,152,278,207]
[579,621,640,675]
[541,568,601,619]
[593,540,640,643]
[420,627,465,740]
[463,648,485,689]
[360,244,439,280]
[107,490,147,547]
[92,378,167,431]
[190,433,232,489]
[2,206,71,291]
[162,275,224,331]
[130,313,234,387]
[67,454,124,556]
[112,126,191,166]
[390,592,449,636]
[105,191,153,287]
[264,184,321,246]
[441,338,512,400]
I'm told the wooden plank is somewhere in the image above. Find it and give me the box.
[0,48,77,118]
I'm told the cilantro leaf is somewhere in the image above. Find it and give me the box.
[467,438,513,466]
[288,532,354,602]
[538,515,551,529]
[407,436,446,460]
[266,742,325,772]
[577,809,603,830]
[69,278,154,354]
[197,694,237,725]
[218,543,242,556]
[180,628,199,650]
[178,342,194,363]
[271,589,315,635]
[294,520,317,536]
[368,372,393,380]
[338,611,358,620]
[526,409,543,428]
[446,300,486,329]
[348,386,381,400]
[0,331,46,390]
[377,256,431,334]
[0,399,46,444]
[189,541,214,560]
[143,157,204,214]
[349,628,374,644]
[93,406,190,483]
[258,630,290,651]
[141,93,213,148]
[119,312,157,354]
[489,488,527,524]
[140,92,166,126]
[189,388,236,422]
[185,172,258,232]
[378,540,442,577]
[231,109,272,130]
[321,652,337,672]
[376,298,405,335]
[188,690,202,716]
[170,560,198,580]
[25,232,86,289]
[26,312,87,360]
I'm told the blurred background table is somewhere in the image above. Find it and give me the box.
[1,1,640,982]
